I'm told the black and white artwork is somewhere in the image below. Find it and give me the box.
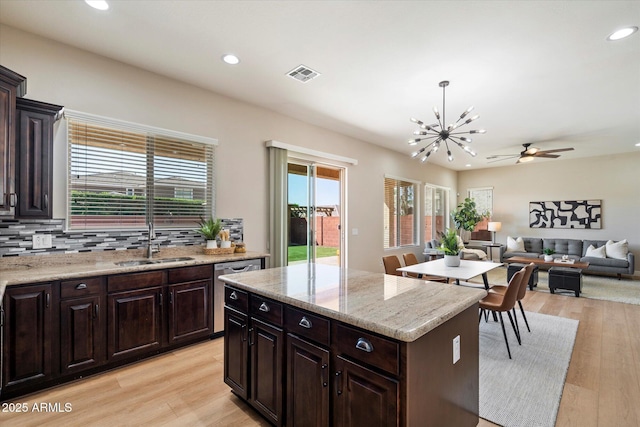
[529,200,601,229]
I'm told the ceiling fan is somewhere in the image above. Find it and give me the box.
[486,143,574,164]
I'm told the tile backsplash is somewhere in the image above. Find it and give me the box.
[0,218,243,257]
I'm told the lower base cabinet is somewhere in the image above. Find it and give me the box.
[250,317,284,425]
[60,295,105,375]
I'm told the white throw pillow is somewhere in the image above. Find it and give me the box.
[606,239,628,260]
[585,244,606,258]
[506,236,525,253]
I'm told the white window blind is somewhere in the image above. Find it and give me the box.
[66,111,216,230]
[384,177,417,248]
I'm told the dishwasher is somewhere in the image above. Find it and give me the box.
[213,258,263,334]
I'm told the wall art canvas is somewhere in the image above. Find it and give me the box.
[529,200,601,229]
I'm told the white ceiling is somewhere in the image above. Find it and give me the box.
[1,0,639,170]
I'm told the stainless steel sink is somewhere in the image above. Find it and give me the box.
[115,256,194,267]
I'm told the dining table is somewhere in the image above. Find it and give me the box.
[397,258,503,290]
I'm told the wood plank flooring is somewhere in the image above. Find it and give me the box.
[1,289,639,427]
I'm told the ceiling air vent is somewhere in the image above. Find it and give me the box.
[287,65,321,83]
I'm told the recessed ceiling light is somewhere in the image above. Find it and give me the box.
[222,54,240,65]
[465,164,472,167]
[635,142,640,147]
[607,26,638,41]
[85,0,109,11]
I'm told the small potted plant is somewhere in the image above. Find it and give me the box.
[440,228,461,267]
[195,217,222,249]
[542,247,555,262]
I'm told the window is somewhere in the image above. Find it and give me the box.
[384,177,417,248]
[424,184,450,243]
[66,111,217,230]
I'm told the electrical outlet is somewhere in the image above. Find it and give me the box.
[453,335,461,364]
[33,234,53,249]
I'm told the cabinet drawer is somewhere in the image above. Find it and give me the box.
[285,306,330,347]
[168,264,211,284]
[225,286,249,313]
[250,294,283,327]
[334,323,400,376]
[108,270,165,293]
[60,276,104,299]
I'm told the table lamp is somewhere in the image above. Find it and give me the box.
[488,222,502,244]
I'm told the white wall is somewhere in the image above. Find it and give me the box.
[0,25,457,273]
[458,152,640,275]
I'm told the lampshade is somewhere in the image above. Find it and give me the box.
[488,222,502,232]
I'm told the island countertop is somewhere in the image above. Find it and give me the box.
[219,263,487,342]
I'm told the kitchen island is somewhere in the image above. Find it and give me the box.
[220,263,487,427]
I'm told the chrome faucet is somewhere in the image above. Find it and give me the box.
[147,222,160,259]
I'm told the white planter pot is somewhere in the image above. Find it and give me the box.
[444,254,461,267]
[220,240,232,248]
[544,255,553,262]
[206,240,217,249]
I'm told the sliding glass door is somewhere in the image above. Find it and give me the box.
[287,161,343,266]
[424,185,450,244]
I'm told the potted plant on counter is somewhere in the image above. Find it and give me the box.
[543,247,555,262]
[195,217,222,249]
[440,228,461,267]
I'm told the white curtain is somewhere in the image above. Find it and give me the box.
[268,146,288,267]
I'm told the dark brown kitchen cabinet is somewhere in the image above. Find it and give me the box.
[59,276,106,375]
[250,317,284,425]
[107,286,164,361]
[224,307,249,399]
[287,334,330,427]
[1,283,56,394]
[167,265,213,345]
[0,65,27,217]
[333,355,399,427]
[15,98,63,218]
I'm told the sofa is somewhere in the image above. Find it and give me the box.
[424,239,487,261]
[500,237,635,279]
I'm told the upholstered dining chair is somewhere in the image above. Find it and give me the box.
[382,255,403,276]
[488,262,535,344]
[402,253,449,283]
[479,268,525,359]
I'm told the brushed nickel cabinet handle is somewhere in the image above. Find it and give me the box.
[355,338,374,353]
[75,283,87,290]
[44,194,48,209]
[259,302,270,312]
[298,316,312,329]
[229,291,238,300]
[95,304,99,319]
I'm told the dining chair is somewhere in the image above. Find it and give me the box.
[382,255,403,276]
[479,268,524,359]
[488,262,534,343]
[402,253,448,283]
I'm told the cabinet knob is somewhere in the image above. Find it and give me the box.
[259,302,270,312]
[229,291,238,300]
[355,337,374,353]
[298,316,312,329]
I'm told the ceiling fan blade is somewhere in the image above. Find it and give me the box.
[534,153,561,158]
[537,147,574,154]
[487,155,519,163]
[486,154,520,159]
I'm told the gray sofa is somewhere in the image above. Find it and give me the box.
[500,238,635,279]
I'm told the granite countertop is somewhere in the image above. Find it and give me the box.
[220,263,487,342]
[0,247,270,301]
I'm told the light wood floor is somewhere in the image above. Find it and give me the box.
[1,290,639,427]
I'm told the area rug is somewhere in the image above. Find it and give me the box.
[479,311,578,427]
[478,267,640,305]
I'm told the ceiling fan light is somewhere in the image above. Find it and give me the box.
[518,155,535,163]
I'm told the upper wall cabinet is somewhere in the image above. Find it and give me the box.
[0,65,27,218]
[0,65,63,219]
[16,98,63,218]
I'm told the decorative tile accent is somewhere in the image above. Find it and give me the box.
[0,218,243,257]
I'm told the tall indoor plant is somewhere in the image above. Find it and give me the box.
[451,197,489,242]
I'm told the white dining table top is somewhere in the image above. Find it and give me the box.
[397,258,503,281]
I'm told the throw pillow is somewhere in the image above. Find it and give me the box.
[456,235,465,250]
[585,244,606,258]
[506,236,525,252]
[606,239,628,260]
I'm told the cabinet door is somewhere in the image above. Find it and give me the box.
[15,99,60,218]
[168,279,212,344]
[60,295,105,375]
[0,74,18,217]
[287,334,330,427]
[250,317,284,426]
[2,283,55,390]
[224,307,249,399]
[107,287,163,361]
[333,355,399,427]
